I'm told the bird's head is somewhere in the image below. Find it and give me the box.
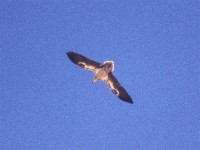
[103,61,114,72]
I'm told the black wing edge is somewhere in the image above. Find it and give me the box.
[108,73,133,104]
[66,51,101,68]
[66,51,82,65]
[118,86,133,104]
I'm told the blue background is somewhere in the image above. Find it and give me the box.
[1,1,199,149]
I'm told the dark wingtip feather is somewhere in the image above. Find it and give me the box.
[127,96,133,104]
[117,86,133,104]
[66,51,75,55]
[66,51,78,64]
[119,96,133,104]
[129,99,134,104]
[66,51,75,58]
[126,98,133,104]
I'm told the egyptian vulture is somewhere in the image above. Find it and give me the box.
[67,51,133,104]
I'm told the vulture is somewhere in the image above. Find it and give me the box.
[67,51,133,104]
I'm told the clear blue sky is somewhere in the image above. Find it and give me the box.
[1,1,199,149]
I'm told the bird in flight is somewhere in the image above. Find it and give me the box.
[67,51,133,104]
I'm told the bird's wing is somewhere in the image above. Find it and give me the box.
[67,51,101,73]
[104,73,133,104]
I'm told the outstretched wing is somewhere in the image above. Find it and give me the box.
[104,73,133,104]
[67,51,101,73]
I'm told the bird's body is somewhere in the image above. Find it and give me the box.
[92,61,114,83]
[67,51,133,104]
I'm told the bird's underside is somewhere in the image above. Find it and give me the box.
[67,51,133,104]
